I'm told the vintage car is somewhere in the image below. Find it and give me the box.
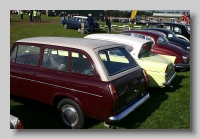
[10,114,24,129]
[120,30,190,70]
[146,22,190,41]
[84,34,176,88]
[10,37,150,129]
[62,16,100,32]
[142,28,190,52]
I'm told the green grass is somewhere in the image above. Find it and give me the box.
[10,14,190,129]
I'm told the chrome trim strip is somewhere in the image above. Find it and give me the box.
[162,72,176,86]
[175,62,190,68]
[10,75,102,98]
[108,93,150,121]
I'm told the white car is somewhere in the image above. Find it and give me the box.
[84,34,176,88]
[10,114,24,129]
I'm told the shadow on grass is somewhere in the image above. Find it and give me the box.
[10,95,102,129]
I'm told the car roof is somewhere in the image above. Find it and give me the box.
[84,33,151,47]
[143,28,171,33]
[148,22,185,26]
[16,37,120,51]
[73,16,87,19]
[121,30,163,37]
[84,34,152,58]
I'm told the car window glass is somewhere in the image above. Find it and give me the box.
[71,52,94,76]
[174,27,182,34]
[98,47,138,76]
[10,46,18,62]
[145,36,155,46]
[82,18,87,22]
[14,45,40,66]
[42,48,69,71]
[157,36,169,45]
[138,42,152,58]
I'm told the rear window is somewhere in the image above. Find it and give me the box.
[138,42,152,58]
[98,47,138,76]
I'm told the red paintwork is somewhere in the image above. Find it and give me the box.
[10,42,147,122]
[120,30,189,65]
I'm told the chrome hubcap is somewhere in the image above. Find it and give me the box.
[61,104,79,127]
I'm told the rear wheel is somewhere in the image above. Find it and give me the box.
[57,98,85,129]
[64,24,68,29]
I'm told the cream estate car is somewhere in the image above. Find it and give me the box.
[84,34,176,88]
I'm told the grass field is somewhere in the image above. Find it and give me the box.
[10,13,190,129]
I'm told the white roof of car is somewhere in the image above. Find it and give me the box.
[73,16,88,19]
[84,34,151,59]
[16,37,120,52]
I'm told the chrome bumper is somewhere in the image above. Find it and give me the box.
[108,93,150,121]
[162,72,176,86]
[175,62,190,69]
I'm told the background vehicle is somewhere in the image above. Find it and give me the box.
[10,114,24,129]
[120,30,190,71]
[146,22,190,41]
[142,28,190,51]
[85,34,176,88]
[62,16,100,32]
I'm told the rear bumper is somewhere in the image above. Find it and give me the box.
[162,72,176,86]
[108,93,150,121]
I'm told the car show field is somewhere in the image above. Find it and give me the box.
[10,14,190,129]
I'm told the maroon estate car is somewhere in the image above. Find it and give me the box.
[120,30,190,70]
[10,37,150,129]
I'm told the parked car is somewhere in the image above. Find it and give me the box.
[146,22,190,41]
[85,34,176,88]
[10,114,24,129]
[62,16,100,32]
[10,37,150,129]
[120,30,190,70]
[142,28,190,52]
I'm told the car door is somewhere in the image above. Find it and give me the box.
[10,43,41,100]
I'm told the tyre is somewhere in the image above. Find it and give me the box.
[64,24,68,29]
[57,98,85,129]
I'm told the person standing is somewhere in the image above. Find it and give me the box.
[59,11,64,24]
[37,10,41,22]
[33,10,37,22]
[87,13,94,33]
[20,10,23,20]
[29,10,33,22]
[106,15,111,33]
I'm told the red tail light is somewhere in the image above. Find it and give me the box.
[165,66,169,77]
[16,120,24,129]
[143,69,150,87]
[109,83,118,109]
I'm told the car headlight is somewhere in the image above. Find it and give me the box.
[182,55,189,63]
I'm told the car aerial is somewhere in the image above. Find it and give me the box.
[120,30,190,71]
[62,16,100,32]
[84,34,176,88]
[141,28,190,52]
[10,37,150,129]
[10,114,24,129]
[146,22,190,41]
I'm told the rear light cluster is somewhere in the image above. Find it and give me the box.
[109,83,118,109]
[16,119,24,129]
[143,70,150,87]
[182,55,189,63]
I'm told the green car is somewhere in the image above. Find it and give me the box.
[84,34,176,88]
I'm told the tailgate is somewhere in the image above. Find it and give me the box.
[110,68,148,114]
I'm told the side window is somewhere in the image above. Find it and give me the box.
[42,48,69,71]
[71,52,94,76]
[146,36,155,46]
[11,45,40,66]
[174,27,182,34]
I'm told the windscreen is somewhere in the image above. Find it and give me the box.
[98,47,138,76]
[138,42,152,58]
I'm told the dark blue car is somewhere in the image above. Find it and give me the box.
[62,16,100,32]
[142,28,190,52]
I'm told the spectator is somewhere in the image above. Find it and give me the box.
[87,13,94,33]
[33,10,37,22]
[106,15,111,33]
[46,10,48,17]
[20,10,23,20]
[64,12,68,20]
[29,10,33,22]
[182,19,187,26]
[59,11,64,24]
[37,10,41,22]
